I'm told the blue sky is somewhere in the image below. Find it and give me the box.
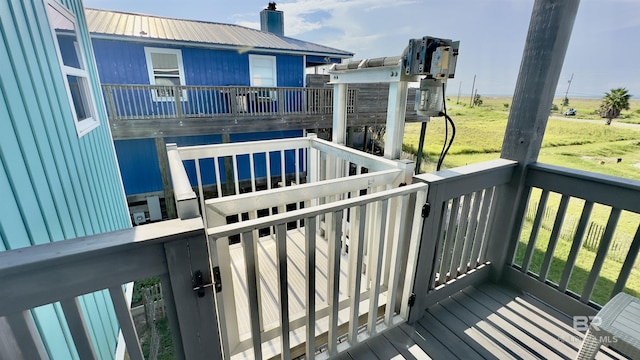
[83,0,640,98]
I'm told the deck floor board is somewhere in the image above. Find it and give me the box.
[344,282,628,360]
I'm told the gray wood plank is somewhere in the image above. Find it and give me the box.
[446,291,536,359]
[462,286,564,360]
[347,340,380,359]
[460,288,556,358]
[419,309,486,359]
[478,283,580,355]
[389,324,440,359]
[433,296,515,359]
[365,332,404,359]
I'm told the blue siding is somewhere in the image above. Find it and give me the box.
[0,0,130,358]
[115,130,303,195]
[93,38,305,87]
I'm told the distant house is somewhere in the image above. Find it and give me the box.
[85,6,353,204]
[0,0,130,358]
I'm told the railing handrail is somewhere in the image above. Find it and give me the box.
[205,169,402,217]
[526,162,640,213]
[310,137,405,172]
[0,218,203,316]
[207,182,427,239]
[176,137,312,161]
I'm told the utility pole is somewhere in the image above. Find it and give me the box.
[561,73,574,112]
[456,81,462,104]
[469,74,476,107]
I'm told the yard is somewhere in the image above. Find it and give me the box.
[403,96,640,306]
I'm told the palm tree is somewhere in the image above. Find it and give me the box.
[598,88,631,125]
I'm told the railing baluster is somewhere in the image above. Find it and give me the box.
[460,190,483,275]
[539,194,569,282]
[60,297,98,360]
[478,187,498,263]
[439,197,460,282]
[348,204,367,343]
[275,224,291,360]
[108,286,144,360]
[384,194,411,326]
[214,156,223,198]
[3,311,50,359]
[367,199,388,335]
[581,208,621,303]
[280,149,286,187]
[450,193,473,279]
[241,230,263,359]
[521,189,549,273]
[611,224,640,297]
[249,152,256,193]
[266,150,272,190]
[232,154,240,195]
[327,209,343,356]
[195,160,206,228]
[469,188,494,269]
[305,216,317,358]
[559,201,594,292]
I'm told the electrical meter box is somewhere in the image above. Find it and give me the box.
[402,36,459,79]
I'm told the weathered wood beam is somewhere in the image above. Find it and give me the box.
[156,137,177,219]
[488,0,581,281]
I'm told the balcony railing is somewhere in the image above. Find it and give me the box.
[167,135,423,358]
[505,163,640,316]
[102,85,358,121]
[2,151,638,359]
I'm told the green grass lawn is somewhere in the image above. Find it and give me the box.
[403,97,640,306]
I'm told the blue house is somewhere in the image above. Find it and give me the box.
[84,6,353,208]
[0,0,130,358]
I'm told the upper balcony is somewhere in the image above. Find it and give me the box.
[101,84,421,139]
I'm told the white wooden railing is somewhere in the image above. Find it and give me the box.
[505,163,640,316]
[166,135,423,358]
[102,85,357,120]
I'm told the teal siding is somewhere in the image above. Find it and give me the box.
[0,0,130,358]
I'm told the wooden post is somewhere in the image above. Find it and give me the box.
[384,81,409,160]
[164,232,222,360]
[156,137,177,219]
[486,0,580,281]
[221,133,235,196]
[332,83,348,144]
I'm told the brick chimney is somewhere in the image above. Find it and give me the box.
[260,2,284,36]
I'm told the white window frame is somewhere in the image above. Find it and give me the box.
[45,0,99,137]
[144,47,186,101]
[249,54,277,100]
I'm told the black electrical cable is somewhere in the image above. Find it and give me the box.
[436,83,456,171]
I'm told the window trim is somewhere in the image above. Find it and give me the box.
[44,0,99,137]
[249,54,277,88]
[144,47,186,101]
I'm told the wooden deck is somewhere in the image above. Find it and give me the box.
[228,227,379,359]
[337,283,628,360]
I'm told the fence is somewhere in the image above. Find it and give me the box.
[525,200,634,263]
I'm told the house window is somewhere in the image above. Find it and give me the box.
[144,47,186,100]
[45,0,99,137]
[249,55,277,87]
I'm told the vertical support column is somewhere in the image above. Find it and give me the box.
[156,137,177,219]
[332,83,348,144]
[383,81,409,160]
[487,0,581,281]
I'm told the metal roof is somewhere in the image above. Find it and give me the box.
[85,9,353,58]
